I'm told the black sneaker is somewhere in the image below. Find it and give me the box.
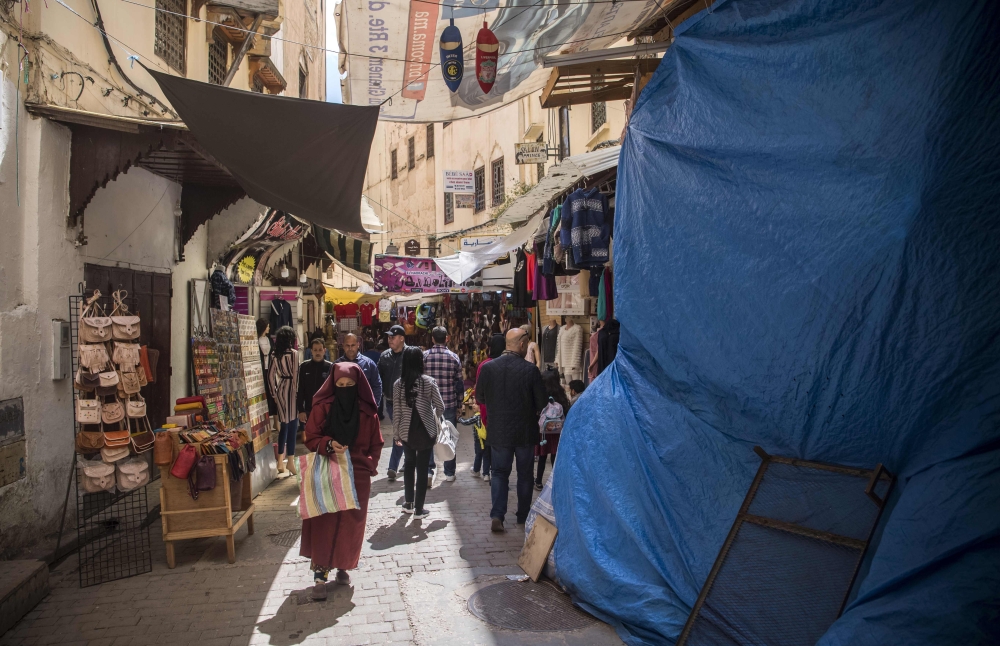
[534,482,543,491]
[386,469,397,481]
[401,502,414,514]
[491,517,504,533]
[413,509,430,520]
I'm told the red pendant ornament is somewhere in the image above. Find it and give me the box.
[475,22,499,95]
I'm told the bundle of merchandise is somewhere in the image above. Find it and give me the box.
[167,396,207,427]
[74,290,155,494]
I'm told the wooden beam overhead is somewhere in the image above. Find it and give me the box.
[539,58,660,109]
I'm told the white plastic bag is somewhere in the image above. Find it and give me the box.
[434,419,459,462]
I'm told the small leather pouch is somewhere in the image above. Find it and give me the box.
[79,343,110,372]
[170,444,199,479]
[111,315,141,340]
[189,456,217,500]
[117,457,150,491]
[76,430,106,453]
[101,445,130,463]
[75,369,100,392]
[80,316,113,343]
[103,424,132,448]
[126,395,146,419]
[102,399,125,424]
[154,432,173,466]
[76,398,101,425]
[131,417,155,453]
[121,371,141,395]
[98,370,119,388]
[79,459,116,493]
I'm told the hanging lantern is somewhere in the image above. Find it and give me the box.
[475,22,499,95]
[440,18,464,93]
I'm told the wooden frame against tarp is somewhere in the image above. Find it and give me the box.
[539,59,661,109]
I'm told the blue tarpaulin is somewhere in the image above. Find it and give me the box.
[551,1,1000,644]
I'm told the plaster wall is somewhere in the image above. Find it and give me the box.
[170,221,208,403]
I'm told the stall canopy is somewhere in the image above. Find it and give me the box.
[434,211,543,284]
[147,69,378,233]
[552,1,1000,645]
[324,287,379,305]
[496,146,620,225]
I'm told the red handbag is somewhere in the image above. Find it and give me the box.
[169,444,199,479]
[139,345,154,383]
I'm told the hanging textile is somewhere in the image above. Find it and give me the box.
[313,225,375,276]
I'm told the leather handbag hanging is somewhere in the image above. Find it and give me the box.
[139,346,154,383]
[76,429,106,453]
[110,290,141,340]
[80,294,113,343]
[79,343,111,373]
[136,364,148,387]
[113,342,141,369]
[126,395,146,418]
[153,431,174,466]
[76,398,101,425]
[100,444,130,463]
[170,444,199,479]
[98,370,119,389]
[79,459,116,493]
[75,369,100,392]
[146,348,159,383]
[189,455,217,500]
[120,371,142,395]
[102,398,125,424]
[117,457,150,491]
[131,417,155,453]
[103,424,132,448]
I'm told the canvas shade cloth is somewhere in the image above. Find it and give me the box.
[324,287,380,305]
[434,210,543,284]
[313,225,374,276]
[146,69,378,233]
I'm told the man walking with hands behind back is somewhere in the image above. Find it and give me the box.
[423,326,463,482]
[476,328,547,532]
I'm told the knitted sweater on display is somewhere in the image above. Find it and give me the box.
[554,323,583,370]
[564,187,611,268]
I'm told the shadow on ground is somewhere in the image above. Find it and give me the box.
[255,583,356,645]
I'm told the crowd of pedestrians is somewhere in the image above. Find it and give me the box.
[258,317,576,599]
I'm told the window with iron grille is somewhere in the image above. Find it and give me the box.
[208,34,227,85]
[444,192,454,224]
[299,66,308,98]
[592,101,607,132]
[474,166,486,213]
[154,0,187,74]
[251,74,264,93]
[408,137,415,170]
[391,149,398,179]
[426,124,434,159]
[491,157,505,207]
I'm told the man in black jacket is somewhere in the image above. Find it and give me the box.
[297,338,333,426]
[476,328,547,532]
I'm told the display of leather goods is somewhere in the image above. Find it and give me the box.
[96,383,119,397]
[75,368,100,392]
[110,290,141,340]
[79,458,116,494]
[102,398,125,424]
[170,444,199,479]
[116,456,150,491]
[103,424,132,448]
[98,370,119,388]
[113,342,141,369]
[126,394,146,419]
[139,345,154,382]
[79,343,111,372]
[100,444,130,463]
[76,398,101,425]
[188,455,217,500]
[80,295,113,343]
[475,22,499,94]
[121,371,142,395]
[153,432,173,466]
[131,426,155,453]
[76,429,106,453]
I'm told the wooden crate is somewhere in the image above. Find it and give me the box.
[158,452,254,568]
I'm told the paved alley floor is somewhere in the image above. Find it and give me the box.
[1,426,623,646]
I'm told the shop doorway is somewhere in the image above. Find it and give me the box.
[84,264,172,425]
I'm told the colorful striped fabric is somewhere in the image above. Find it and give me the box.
[296,451,359,519]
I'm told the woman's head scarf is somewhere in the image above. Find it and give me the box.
[311,363,377,446]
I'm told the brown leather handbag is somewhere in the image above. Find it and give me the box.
[120,371,141,395]
[153,432,173,466]
[146,349,159,383]
[131,417,155,453]
[110,291,141,340]
[76,429,106,453]
[102,399,125,424]
[139,346,154,383]
[75,369,100,392]
[103,423,132,448]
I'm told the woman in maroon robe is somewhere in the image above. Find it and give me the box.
[301,362,383,600]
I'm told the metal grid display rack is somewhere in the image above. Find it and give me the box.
[69,292,153,587]
[677,446,894,646]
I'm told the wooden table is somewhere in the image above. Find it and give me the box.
[158,454,254,568]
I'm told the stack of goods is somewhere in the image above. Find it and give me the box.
[74,290,155,494]
[211,310,249,429]
[238,314,269,441]
[167,396,206,428]
[191,337,224,421]
[161,423,256,501]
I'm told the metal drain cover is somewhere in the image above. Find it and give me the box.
[269,529,301,547]
[468,581,597,632]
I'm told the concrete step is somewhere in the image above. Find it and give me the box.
[0,560,49,637]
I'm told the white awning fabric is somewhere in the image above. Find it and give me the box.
[497,146,621,225]
[434,211,544,285]
[360,196,384,233]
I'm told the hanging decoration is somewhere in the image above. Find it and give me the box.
[440,18,464,93]
[475,22,499,95]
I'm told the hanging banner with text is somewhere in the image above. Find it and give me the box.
[341,0,664,122]
[373,255,483,293]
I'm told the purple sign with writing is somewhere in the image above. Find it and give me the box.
[373,255,481,293]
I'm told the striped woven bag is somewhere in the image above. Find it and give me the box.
[296,451,359,519]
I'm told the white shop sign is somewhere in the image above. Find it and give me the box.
[443,170,475,193]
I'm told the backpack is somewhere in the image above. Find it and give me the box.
[538,398,564,445]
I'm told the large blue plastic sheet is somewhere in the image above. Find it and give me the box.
[550,1,1000,644]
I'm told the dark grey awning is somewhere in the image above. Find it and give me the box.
[147,69,378,233]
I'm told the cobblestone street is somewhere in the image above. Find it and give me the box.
[1,426,622,646]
